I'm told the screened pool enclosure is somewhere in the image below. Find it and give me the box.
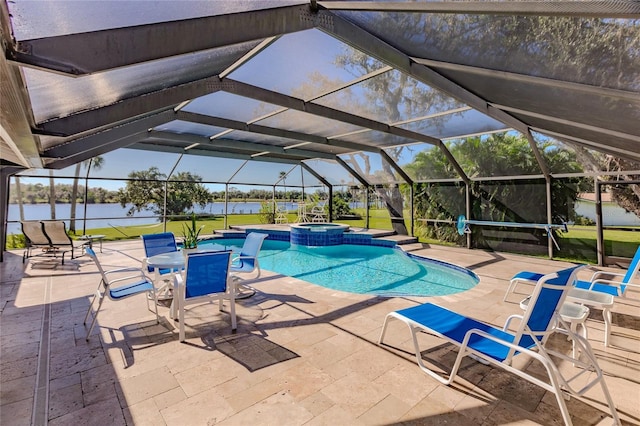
[1,1,639,265]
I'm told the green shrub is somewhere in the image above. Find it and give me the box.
[259,202,275,224]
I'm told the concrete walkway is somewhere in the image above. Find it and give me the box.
[1,240,639,425]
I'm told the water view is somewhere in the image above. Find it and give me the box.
[6,202,271,234]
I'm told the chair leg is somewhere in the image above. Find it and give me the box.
[178,287,186,342]
[149,288,160,324]
[85,291,106,340]
[603,307,612,347]
[83,293,98,326]
[503,280,518,301]
[229,296,237,330]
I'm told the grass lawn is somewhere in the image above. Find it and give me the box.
[7,211,637,265]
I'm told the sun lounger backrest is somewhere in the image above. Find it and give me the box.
[21,221,51,246]
[621,246,640,292]
[41,221,72,245]
[510,265,582,355]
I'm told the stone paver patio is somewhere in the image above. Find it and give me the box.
[1,238,639,425]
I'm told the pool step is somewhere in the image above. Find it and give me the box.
[373,234,419,246]
[213,229,247,238]
[396,242,425,252]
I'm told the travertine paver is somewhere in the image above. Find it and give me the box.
[1,238,639,425]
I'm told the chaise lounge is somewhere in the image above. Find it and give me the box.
[22,220,85,264]
[378,265,620,425]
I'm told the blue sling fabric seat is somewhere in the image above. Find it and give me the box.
[141,232,179,274]
[141,232,181,299]
[379,265,620,426]
[175,250,236,342]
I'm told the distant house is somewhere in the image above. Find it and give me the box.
[575,193,640,226]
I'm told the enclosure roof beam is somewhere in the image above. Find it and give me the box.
[176,111,375,153]
[147,130,337,160]
[316,10,523,182]
[131,142,302,166]
[46,133,146,170]
[43,110,177,161]
[301,162,332,188]
[492,103,640,143]
[525,129,551,178]
[0,1,41,169]
[436,144,470,184]
[379,149,413,186]
[37,76,224,137]
[222,78,444,146]
[7,4,315,75]
[533,128,640,163]
[317,10,531,134]
[316,1,640,18]
[414,58,639,102]
[335,156,370,188]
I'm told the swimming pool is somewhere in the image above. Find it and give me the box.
[200,239,479,297]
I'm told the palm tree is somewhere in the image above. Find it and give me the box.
[70,156,104,233]
[14,176,25,221]
[279,171,287,202]
[48,170,56,220]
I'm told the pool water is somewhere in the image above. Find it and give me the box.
[200,239,479,297]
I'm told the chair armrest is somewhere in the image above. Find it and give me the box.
[231,254,256,266]
[589,270,624,282]
[107,272,150,286]
[462,328,553,366]
[103,267,146,276]
[503,314,524,332]
[174,274,184,287]
[589,278,625,289]
[233,255,256,260]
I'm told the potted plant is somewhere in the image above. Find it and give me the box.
[182,212,204,252]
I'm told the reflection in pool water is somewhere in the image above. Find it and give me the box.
[200,239,478,297]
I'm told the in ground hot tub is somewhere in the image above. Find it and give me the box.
[290,223,350,246]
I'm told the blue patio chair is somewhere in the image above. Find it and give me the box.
[175,250,236,342]
[229,232,268,297]
[141,232,180,299]
[379,265,620,426]
[505,245,640,346]
[83,248,159,340]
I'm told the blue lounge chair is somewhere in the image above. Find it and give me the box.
[141,232,180,299]
[379,265,620,426]
[506,246,640,301]
[175,250,236,342]
[506,246,640,346]
[83,248,159,340]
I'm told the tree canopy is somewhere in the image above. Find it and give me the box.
[117,167,211,218]
[407,133,590,243]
